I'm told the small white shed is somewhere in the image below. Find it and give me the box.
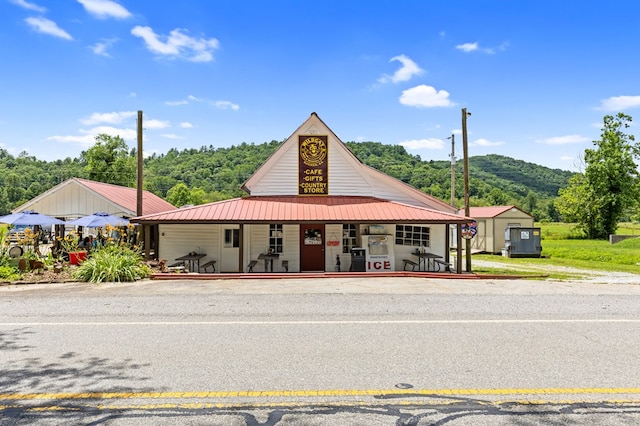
[461,206,535,254]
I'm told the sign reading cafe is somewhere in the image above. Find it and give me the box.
[298,135,328,195]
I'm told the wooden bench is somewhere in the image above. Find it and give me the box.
[402,259,418,271]
[247,260,258,272]
[166,262,186,273]
[200,260,216,273]
[281,260,289,272]
[433,259,451,272]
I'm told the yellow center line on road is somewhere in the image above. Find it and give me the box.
[3,387,640,401]
[4,390,640,413]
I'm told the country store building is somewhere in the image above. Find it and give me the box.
[134,112,473,274]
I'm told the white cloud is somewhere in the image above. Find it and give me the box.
[378,54,423,84]
[80,111,136,125]
[47,126,137,147]
[161,134,184,140]
[472,138,504,147]
[598,95,640,111]
[456,41,507,54]
[90,38,117,57]
[142,149,159,158]
[46,134,95,144]
[144,119,170,129]
[215,100,239,110]
[180,122,193,128]
[166,94,202,105]
[537,135,589,145]
[25,17,72,40]
[9,0,46,13]
[166,100,189,106]
[84,126,136,139]
[399,84,454,108]
[399,138,444,150]
[456,42,478,52]
[77,0,131,19]
[131,26,219,62]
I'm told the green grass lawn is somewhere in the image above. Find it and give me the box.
[539,221,640,240]
[473,222,640,279]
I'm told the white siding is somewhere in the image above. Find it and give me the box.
[158,224,219,271]
[281,224,299,272]
[246,224,269,272]
[249,135,375,197]
[249,143,299,195]
[394,223,447,271]
[326,150,376,196]
[26,182,128,218]
[244,224,300,272]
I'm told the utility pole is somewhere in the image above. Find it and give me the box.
[448,134,455,207]
[461,108,471,273]
[136,110,146,259]
[136,110,143,216]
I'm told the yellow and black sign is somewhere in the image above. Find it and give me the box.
[298,135,328,195]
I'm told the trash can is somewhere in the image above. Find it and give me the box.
[350,248,366,272]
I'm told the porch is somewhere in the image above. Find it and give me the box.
[151,269,480,281]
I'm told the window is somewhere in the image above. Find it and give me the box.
[342,224,357,253]
[224,229,239,247]
[395,225,430,247]
[269,224,283,253]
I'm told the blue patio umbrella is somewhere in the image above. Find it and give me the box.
[0,210,65,226]
[67,212,130,228]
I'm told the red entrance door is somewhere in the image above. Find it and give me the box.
[300,224,325,271]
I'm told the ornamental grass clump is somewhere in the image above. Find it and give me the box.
[72,244,150,283]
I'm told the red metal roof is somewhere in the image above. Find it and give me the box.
[76,178,175,216]
[461,205,532,218]
[133,196,471,224]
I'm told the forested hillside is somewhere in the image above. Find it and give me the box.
[0,141,574,220]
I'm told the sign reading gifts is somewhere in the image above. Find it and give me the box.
[298,135,328,195]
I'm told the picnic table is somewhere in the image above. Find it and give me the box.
[258,252,279,272]
[175,253,206,273]
[411,250,443,272]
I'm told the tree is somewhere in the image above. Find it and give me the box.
[5,173,25,204]
[80,134,136,186]
[189,187,207,206]
[556,113,639,239]
[166,183,191,207]
[486,188,508,205]
[523,191,538,213]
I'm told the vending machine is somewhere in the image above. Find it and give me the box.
[362,235,395,272]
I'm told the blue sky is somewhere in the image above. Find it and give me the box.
[1,0,639,172]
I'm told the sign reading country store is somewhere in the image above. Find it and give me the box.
[298,135,328,195]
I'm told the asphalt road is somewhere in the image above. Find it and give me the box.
[2,276,640,425]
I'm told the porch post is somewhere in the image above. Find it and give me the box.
[143,224,151,260]
[444,223,450,264]
[238,224,244,273]
[456,223,463,274]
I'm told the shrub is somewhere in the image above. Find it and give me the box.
[0,264,21,281]
[72,245,150,283]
